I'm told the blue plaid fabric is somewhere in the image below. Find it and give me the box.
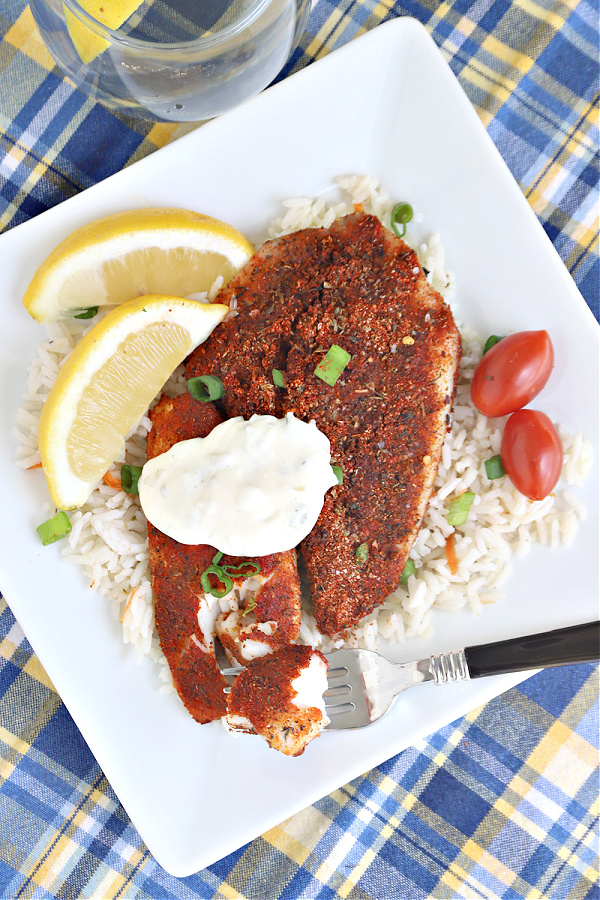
[0,0,598,896]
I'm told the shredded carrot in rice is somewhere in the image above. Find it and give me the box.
[26,462,43,470]
[353,201,364,213]
[103,471,122,490]
[120,587,138,623]
[445,532,459,575]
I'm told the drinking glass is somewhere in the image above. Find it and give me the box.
[30,0,311,121]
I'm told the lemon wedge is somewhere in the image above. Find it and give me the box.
[24,208,254,323]
[63,0,143,65]
[37,295,229,510]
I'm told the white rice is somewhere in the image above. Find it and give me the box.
[13,176,593,676]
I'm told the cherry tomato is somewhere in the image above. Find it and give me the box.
[500,409,563,500]
[471,331,554,417]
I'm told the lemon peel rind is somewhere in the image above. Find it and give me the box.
[38,296,229,510]
[23,208,254,322]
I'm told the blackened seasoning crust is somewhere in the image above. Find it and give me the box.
[227,644,329,756]
[187,212,461,637]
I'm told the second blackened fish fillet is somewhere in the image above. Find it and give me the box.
[187,212,461,637]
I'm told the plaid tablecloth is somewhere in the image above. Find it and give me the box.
[1,1,598,897]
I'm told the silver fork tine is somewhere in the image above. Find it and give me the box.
[213,637,243,693]
[324,648,435,729]
[323,656,362,727]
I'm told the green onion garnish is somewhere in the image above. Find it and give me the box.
[242,596,258,617]
[36,511,72,546]
[332,465,344,485]
[400,559,416,585]
[187,375,224,402]
[72,307,99,319]
[200,565,233,599]
[447,492,475,527]
[485,455,505,480]
[314,345,351,386]
[390,202,414,238]
[272,369,285,388]
[355,542,369,567]
[483,335,504,355]
[222,561,261,579]
[121,464,143,495]
[200,557,260,598]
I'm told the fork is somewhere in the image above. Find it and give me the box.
[324,621,600,729]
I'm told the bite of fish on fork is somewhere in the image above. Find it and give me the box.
[217,621,599,730]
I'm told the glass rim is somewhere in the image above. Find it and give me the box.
[62,0,278,52]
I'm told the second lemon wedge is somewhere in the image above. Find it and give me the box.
[38,295,229,510]
[23,207,254,323]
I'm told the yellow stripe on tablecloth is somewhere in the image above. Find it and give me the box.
[449,838,523,890]
[584,864,600,885]
[527,720,596,789]
[498,798,549,843]
[145,123,181,147]
[401,791,418,811]
[0,726,30,783]
[0,637,18,663]
[331,784,356,803]
[378,775,402,800]
[212,882,245,900]
[527,102,599,209]
[301,5,366,61]
[514,0,575,29]
[5,7,56,70]
[438,869,488,900]
[89,868,133,899]
[454,63,515,123]
[336,847,377,898]
[0,143,27,176]
[263,806,331,863]
[23,656,55,690]
[454,13,479,38]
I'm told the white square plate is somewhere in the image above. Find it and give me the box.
[0,18,597,877]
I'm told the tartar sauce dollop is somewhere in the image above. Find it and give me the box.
[138,412,338,555]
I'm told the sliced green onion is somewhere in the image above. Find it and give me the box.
[400,559,416,585]
[212,550,223,565]
[272,368,285,388]
[36,511,71,546]
[332,465,344,485]
[314,345,351,386]
[121,464,143,495]
[187,375,224,402]
[447,492,475,527]
[390,202,413,238]
[71,306,99,319]
[222,561,261,579]
[483,335,504,355]
[485,455,505,480]
[200,565,233,598]
[242,596,258,617]
[355,542,369,567]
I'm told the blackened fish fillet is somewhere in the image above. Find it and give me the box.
[146,391,301,723]
[187,212,461,636]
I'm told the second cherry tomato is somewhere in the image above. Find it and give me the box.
[500,409,563,500]
[471,330,554,417]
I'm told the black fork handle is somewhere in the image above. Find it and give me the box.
[464,622,600,678]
